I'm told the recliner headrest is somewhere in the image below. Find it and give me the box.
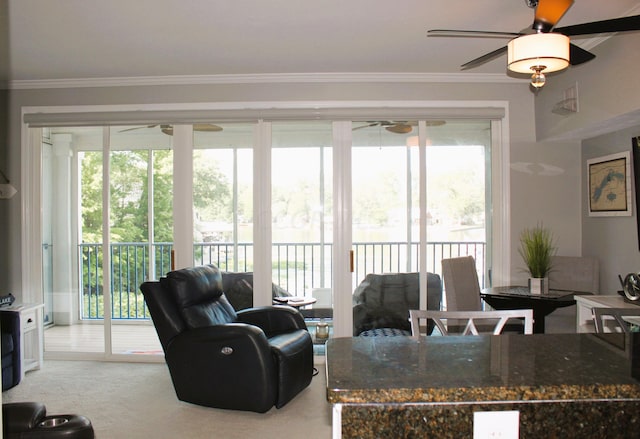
[166,264,224,309]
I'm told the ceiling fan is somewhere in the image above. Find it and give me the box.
[119,123,223,135]
[353,120,445,134]
[428,0,640,88]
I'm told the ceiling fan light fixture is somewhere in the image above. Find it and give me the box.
[507,33,570,74]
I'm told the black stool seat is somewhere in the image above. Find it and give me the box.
[3,402,95,439]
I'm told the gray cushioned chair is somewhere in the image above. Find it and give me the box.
[352,272,442,336]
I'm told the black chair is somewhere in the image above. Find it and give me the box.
[140,264,313,413]
[219,271,291,311]
[0,310,21,391]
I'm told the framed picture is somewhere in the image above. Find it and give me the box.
[587,151,632,217]
[632,137,640,250]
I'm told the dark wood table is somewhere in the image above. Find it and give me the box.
[273,296,317,308]
[481,286,588,334]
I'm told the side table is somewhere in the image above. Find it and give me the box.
[0,303,45,380]
[273,296,317,308]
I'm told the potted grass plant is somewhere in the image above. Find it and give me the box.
[518,224,556,295]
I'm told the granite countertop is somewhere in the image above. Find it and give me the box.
[326,333,640,404]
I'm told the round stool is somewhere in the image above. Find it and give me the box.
[33,414,94,439]
[2,402,94,439]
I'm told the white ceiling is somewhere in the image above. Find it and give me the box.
[3,0,640,83]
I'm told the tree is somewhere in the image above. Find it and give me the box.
[81,148,233,244]
[193,153,232,222]
[80,152,104,243]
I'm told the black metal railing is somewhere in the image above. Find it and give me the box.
[78,241,486,320]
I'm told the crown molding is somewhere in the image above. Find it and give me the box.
[8,72,521,90]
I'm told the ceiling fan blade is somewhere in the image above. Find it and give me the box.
[119,125,157,133]
[194,123,223,132]
[554,15,640,37]
[533,0,574,32]
[386,124,413,134]
[428,29,522,38]
[460,46,508,70]
[569,43,596,66]
[353,122,380,131]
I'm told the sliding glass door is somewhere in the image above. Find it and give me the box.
[107,126,172,355]
[43,127,106,354]
[271,122,334,344]
[350,119,492,333]
[42,126,172,356]
[29,112,500,360]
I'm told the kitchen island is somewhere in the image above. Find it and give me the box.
[326,333,640,438]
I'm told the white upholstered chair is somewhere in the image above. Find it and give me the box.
[546,256,599,333]
[409,309,534,336]
[548,256,600,293]
[441,256,483,312]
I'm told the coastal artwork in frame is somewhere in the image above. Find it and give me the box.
[588,151,632,217]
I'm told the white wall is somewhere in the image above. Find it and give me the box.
[2,78,582,297]
[535,33,640,143]
[508,140,582,284]
[533,31,640,294]
[582,126,640,294]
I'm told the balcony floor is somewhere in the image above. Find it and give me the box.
[44,319,331,357]
[44,322,163,355]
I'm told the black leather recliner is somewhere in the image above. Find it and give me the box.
[140,264,313,413]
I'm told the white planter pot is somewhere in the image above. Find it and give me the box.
[529,277,549,295]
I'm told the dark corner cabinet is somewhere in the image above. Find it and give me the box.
[1,303,44,390]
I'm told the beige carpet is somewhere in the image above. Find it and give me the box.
[3,360,332,439]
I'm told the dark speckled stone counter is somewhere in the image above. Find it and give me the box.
[326,334,640,438]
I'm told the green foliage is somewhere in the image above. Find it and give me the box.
[83,290,150,319]
[427,160,485,225]
[353,170,400,226]
[81,149,232,243]
[193,151,232,222]
[518,224,556,278]
[151,150,174,242]
[80,152,104,243]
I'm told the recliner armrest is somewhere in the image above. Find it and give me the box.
[167,322,268,350]
[236,306,307,337]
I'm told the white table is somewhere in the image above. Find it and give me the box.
[574,294,640,333]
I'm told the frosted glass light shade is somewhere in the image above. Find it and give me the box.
[507,33,570,74]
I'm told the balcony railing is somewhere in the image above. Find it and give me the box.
[79,241,486,320]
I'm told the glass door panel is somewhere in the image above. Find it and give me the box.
[351,122,416,336]
[271,122,333,347]
[192,123,254,307]
[424,120,491,288]
[351,122,417,280]
[350,120,491,335]
[41,137,53,326]
[108,126,171,355]
[43,127,106,354]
